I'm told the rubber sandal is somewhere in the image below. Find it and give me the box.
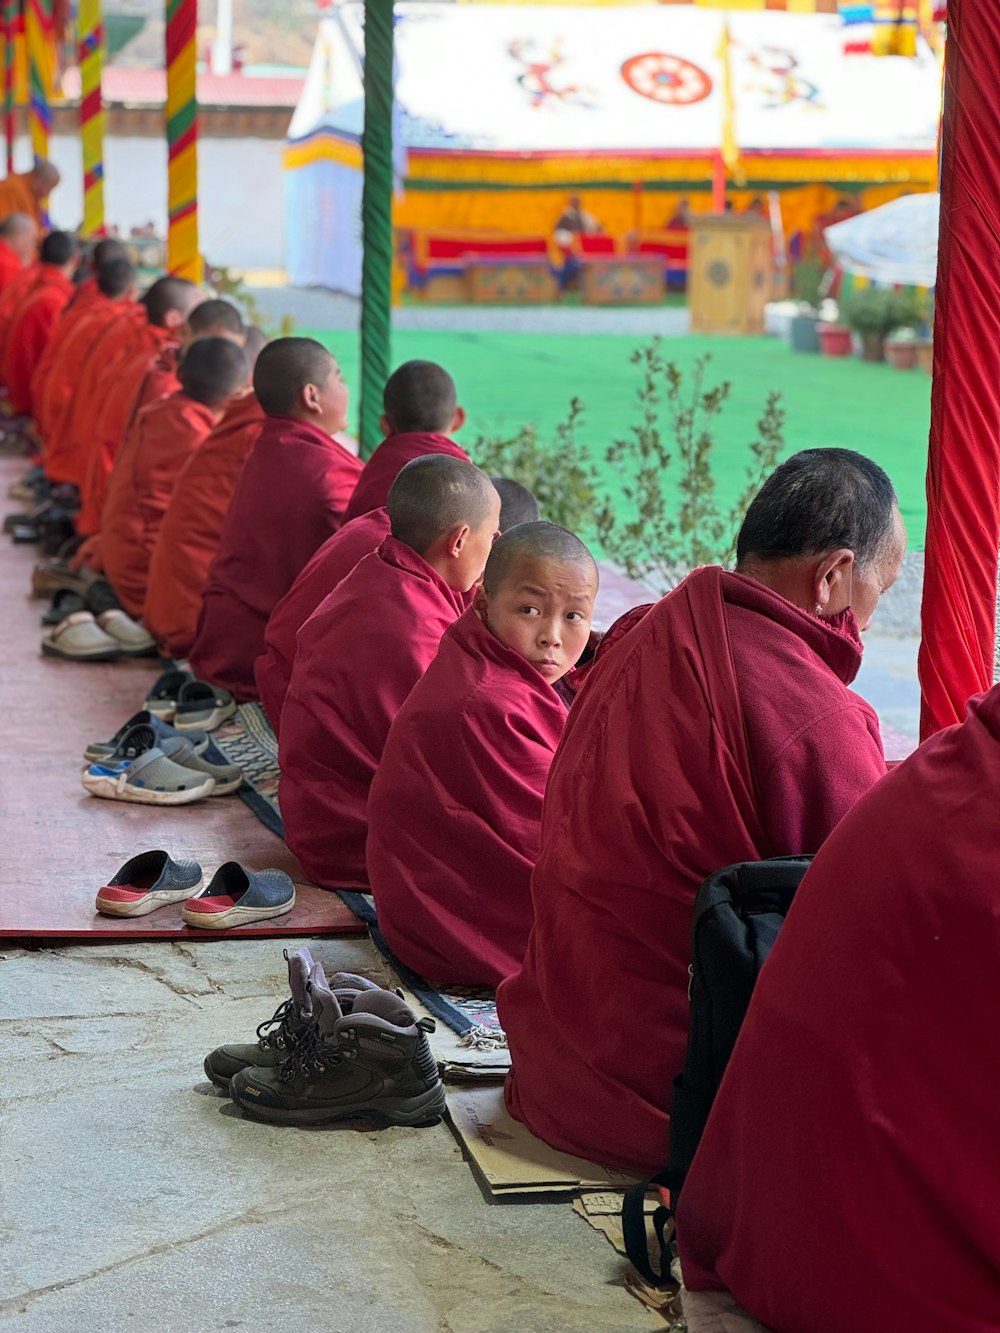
[160,736,244,796]
[96,850,204,918]
[182,863,295,930]
[96,609,156,657]
[40,611,122,662]
[84,710,209,763]
[144,669,194,721]
[82,745,216,805]
[174,679,236,732]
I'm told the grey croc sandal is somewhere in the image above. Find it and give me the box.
[41,611,122,662]
[160,736,244,796]
[84,711,209,764]
[182,863,295,930]
[95,850,205,918]
[81,725,216,805]
[95,609,157,657]
[173,680,236,732]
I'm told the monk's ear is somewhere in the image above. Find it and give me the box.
[301,381,322,414]
[448,522,471,558]
[450,405,466,433]
[472,583,489,620]
[814,548,854,614]
[379,413,393,437]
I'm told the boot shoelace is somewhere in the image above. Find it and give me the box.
[278,1021,353,1081]
[256,997,311,1052]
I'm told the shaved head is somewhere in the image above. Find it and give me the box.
[142,276,201,327]
[388,455,498,554]
[180,336,249,407]
[188,298,244,340]
[93,237,128,267]
[97,257,137,298]
[490,477,540,532]
[0,212,37,262]
[29,158,60,196]
[253,336,333,415]
[40,230,79,267]
[383,360,457,434]
[483,521,597,596]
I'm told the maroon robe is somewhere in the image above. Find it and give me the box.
[255,507,392,733]
[342,431,470,522]
[497,567,887,1173]
[678,686,1000,1332]
[368,608,568,988]
[189,415,363,699]
[278,537,466,889]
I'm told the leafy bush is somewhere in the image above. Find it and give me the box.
[472,341,785,594]
[791,258,826,309]
[841,286,922,337]
[206,264,296,338]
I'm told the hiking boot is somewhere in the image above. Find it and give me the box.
[203,951,381,1091]
[229,981,446,1127]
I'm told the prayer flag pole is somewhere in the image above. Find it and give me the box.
[713,18,742,211]
[165,0,202,281]
[25,0,53,163]
[78,0,105,235]
[2,0,17,174]
[359,0,394,460]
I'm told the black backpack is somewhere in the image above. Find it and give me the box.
[622,856,812,1286]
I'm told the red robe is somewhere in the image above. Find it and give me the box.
[368,607,568,988]
[190,415,364,700]
[39,302,138,486]
[76,325,180,537]
[33,294,118,454]
[497,567,887,1173]
[102,392,219,618]
[279,537,466,890]
[255,507,392,732]
[143,391,265,659]
[343,431,470,522]
[0,240,25,296]
[0,263,43,379]
[2,266,74,416]
[678,686,1000,1332]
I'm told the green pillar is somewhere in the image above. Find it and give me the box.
[359,0,394,460]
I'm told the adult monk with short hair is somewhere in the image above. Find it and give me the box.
[190,337,362,698]
[498,447,906,1173]
[0,213,38,292]
[369,521,598,988]
[677,684,1000,1333]
[343,359,469,522]
[0,158,59,229]
[279,456,501,890]
[143,329,267,659]
[2,230,80,416]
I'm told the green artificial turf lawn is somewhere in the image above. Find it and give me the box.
[306,330,932,550]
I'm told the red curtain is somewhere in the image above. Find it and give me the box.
[918,0,1000,740]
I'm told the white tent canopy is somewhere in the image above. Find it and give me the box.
[824,192,940,287]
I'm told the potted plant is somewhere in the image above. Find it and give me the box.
[817,319,852,357]
[841,287,923,363]
[884,326,919,370]
[788,260,825,353]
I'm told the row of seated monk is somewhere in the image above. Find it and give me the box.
[4,221,993,1332]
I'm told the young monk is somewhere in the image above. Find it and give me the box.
[76,295,244,545]
[2,231,80,416]
[368,522,598,988]
[101,338,249,619]
[342,360,469,522]
[677,686,1000,1333]
[190,337,362,700]
[34,256,138,469]
[497,448,906,1174]
[143,329,268,659]
[279,456,501,890]
[256,474,539,734]
[0,214,38,293]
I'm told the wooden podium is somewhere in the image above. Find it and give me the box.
[688,216,772,335]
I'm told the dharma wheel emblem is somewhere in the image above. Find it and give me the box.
[621,52,713,106]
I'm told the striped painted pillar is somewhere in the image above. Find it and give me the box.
[25,0,54,164]
[78,0,105,235]
[165,0,202,281]
[2,0,17,175]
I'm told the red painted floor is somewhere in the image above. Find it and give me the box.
[0,455,364,943]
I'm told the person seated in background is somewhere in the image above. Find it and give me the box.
[2,231,80,417]
[677,686,1000,1333]
[368,521,598,989]
[498,448,906,1174]
[256,475,537,735]
[35,256,139,485]
[190,337,362,699]
[665,198,693,231]
[0,158,59,230]
[554,194,603,290]
[101,337,249,619]
[142,329,268,660]
[0,213,38,293]
[279,456,500,891]
[343,359,469,522]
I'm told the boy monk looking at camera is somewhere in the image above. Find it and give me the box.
[368,521,598,988]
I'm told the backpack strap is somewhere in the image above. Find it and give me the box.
[621,1168,681,1287]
